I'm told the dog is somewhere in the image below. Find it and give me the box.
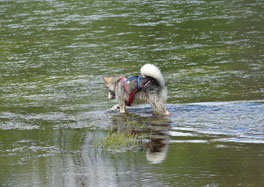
[103,64,170,115]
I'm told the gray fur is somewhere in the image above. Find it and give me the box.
[103,65,170,115]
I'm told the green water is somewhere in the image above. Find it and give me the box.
[0,0,264,186]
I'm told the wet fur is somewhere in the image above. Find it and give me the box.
[104,64,170,115]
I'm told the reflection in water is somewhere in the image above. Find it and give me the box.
[145,116,171,164]
[111,113,171,164]
[146,125,170,164]
[0,113,174,186]
[0,104,264,186]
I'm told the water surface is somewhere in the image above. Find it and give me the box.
[0,0,264,186]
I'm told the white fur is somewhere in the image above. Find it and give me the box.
[140,64,165,87]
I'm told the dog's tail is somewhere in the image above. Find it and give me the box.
[140,64,166,87]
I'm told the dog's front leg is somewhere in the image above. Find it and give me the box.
[119,102,127,113]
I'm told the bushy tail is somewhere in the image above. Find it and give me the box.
[140,64,166,87]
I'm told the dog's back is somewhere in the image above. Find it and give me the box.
[123,64,168,109]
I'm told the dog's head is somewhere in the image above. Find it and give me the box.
[103,77,120,100]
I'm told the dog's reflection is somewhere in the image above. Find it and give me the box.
[111,113,171,164]
[146,122,170,164]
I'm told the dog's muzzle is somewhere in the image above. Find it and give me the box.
[108,90,115,100]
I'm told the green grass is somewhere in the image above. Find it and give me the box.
[94,128,149,151]
[93,118,152,151]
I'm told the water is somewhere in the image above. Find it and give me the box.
[0,0,264,186]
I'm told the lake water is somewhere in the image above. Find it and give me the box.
[0,0,264,186]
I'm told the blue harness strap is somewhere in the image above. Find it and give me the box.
[124,76,140,89]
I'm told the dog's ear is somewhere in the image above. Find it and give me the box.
[103,77,111,86]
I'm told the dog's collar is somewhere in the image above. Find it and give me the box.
[122,76,151,106]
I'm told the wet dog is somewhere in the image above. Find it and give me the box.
[103,64,170,115]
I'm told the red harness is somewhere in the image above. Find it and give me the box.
[122,77,151,106]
